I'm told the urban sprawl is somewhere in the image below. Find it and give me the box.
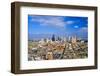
[28,35,88,61]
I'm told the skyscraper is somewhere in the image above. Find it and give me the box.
[71,36,77,44]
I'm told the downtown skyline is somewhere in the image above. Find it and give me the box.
[28,15,88,40]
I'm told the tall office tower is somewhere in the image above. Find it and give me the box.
[68,36,71,42]
[71,36,77,44]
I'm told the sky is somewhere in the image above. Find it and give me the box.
[28,15,88,40]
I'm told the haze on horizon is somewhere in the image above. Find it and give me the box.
[28,15,88,40]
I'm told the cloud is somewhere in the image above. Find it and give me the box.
[30,16,74,27]
[81,27,87,31]
[66,21,74,25]
[40,17,66,27]
[74,25,79,28]
[78,27,88,32]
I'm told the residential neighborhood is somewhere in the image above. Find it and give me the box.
[28,35,88,61]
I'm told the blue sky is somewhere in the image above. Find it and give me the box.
[28,15,88,40]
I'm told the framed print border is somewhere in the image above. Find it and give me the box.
[11,2,98,74]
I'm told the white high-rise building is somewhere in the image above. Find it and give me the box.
[71,36,77,43]
[68,36,71,42]
[39,38,45,44]
[63,37,67,42]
